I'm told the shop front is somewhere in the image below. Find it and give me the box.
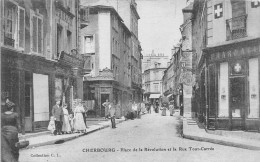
[1,48,84,133]
[205,38,260,131]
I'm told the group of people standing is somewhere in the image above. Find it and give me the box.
[145,100,175,116]
[49,100,87,135]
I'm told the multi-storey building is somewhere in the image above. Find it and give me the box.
[142,51,168,103]
[81,4,132,117]
[162,56,175,102]
[106,0,143,102]
[178,2,194,117]
[193,0,260,131]
[1,0,86,133]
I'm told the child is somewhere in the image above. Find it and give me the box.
[69,114,74,133]
[48,116,56,135]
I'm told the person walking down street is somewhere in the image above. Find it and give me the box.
[169,101,174,116]
[137,103,141,119]
[161,103,167,116]
[62,103,72,134]
[102,99,110,119]
[109,101,116,128]
[155,100,159,113]
[132,101,137,118]
[141,102,146,114]
[52,100,63,135]
[73,101,86,133]
[146,102,151,114]
[1,99,20,162]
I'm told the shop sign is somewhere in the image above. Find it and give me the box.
[210,43,260,61]
[179,71,195,86]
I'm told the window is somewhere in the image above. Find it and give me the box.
[3,2,16,47]
[154,83,159,92]
[30,10,43,54]
[67,30,72,53]
[57,25,63,57]
[18,7,25,49]
[84,35,95,54]
[3,2,25,49]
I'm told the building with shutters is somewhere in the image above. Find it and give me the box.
[1,0,86,133]
[192,0,260,131]
[81,5,133,118]
[81,0,143,118]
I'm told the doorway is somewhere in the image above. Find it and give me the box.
[24,72,33,132]
[101,94,109,117]
[230,77,246,130]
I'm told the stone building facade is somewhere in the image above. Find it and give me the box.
[192,0,260,131]
[81,5,133,117]
[142,52,168,103]
[1,0,85,133]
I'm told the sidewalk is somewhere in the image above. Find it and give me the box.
[182,117,260,150]
[19,118,125,149]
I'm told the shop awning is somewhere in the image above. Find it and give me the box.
[149,94,161,99]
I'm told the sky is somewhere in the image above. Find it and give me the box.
[136,0,187,56]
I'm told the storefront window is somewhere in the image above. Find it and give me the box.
[248,58,259,118]
[218,62,229,117]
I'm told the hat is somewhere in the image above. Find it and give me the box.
[6,99,15,108]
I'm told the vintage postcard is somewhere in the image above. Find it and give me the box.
[1,0,260,162]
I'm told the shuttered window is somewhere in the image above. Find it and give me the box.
[18,7,25,49]
[30,10,43,55]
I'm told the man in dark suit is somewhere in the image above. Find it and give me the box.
[52,100,63,135]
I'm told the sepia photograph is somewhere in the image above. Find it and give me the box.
[1,0,260,161]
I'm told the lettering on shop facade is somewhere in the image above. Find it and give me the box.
[209,43,260,62]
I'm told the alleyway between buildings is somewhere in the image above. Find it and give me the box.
[20,111,259,162]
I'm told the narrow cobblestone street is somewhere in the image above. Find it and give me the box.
[20,111,260,162]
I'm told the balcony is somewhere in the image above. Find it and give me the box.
[226,15,247,41]
[80,8,89,29]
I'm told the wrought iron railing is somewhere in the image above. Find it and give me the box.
[226,15,247,41]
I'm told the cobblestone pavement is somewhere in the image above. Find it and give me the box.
[20,111,260,162]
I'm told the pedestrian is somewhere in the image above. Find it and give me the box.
[1,99,20,162]
[102,99,110,119]
[146,102,151,114]
[68,114,74,132]
[73,101,86,133]
[137,102,141,119]
[109,101,116,128]
[141,102,146,114]
[132,101,137,118]
[161,103,167,116]
[52,100,63,135]
[169,101,174,116]
[155,100,159,113]
[62,103,72,134]
[47,116,56,135]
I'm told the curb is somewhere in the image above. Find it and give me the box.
[22,119,125,150]
[183,133,260,150]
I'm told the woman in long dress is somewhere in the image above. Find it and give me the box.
[1,99,20,162]
[73,102,86,133]
[62,104,71,134]
[161,103,167,116]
